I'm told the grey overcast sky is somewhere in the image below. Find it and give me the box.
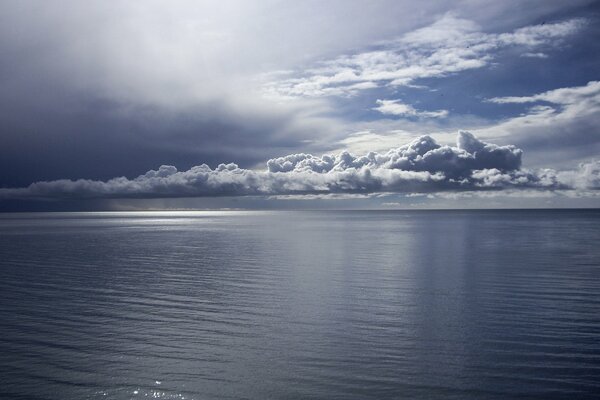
[0,0,599,210]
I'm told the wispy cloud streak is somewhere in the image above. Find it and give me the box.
[265,14,584,98]
[488,80,600,105]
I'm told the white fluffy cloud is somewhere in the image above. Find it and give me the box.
[265,14,584,98]
[1,132,597,201]
[373,99,449,118]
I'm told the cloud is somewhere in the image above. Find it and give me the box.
[555,160,600,189]
[0,95,343,188]
[266,14,585,98]
[267,131,523,178]
[478,81,600,166]
[520,52,548,58]
[1,132,596,201]
[488,80,600,105]
[4,0,468,188]
[0,1,594,192]
[373,99,449,118]
[496,18,582,46]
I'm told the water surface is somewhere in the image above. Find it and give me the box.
[1,210,599,399]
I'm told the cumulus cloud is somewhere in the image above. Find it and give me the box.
[267,131,523,178]
[266,14,584,98]
[373,99,449,118]
[1,132,597,201]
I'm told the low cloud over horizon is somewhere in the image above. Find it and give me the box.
[1,132,597,202]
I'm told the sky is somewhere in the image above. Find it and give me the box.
[0,0,599,211]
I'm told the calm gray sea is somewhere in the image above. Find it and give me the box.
[1,210,599,399]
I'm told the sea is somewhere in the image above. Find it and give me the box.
[0,210,599,399]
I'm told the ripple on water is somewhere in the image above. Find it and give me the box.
[0,210,599,399]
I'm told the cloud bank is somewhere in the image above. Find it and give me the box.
[1,132,597,201]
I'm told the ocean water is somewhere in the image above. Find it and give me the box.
[0,210,599,400]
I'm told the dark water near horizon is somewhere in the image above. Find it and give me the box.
[1,210,599,399]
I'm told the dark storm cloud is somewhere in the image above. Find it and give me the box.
[0,94,331,187]
[0,0,346,187]
[1,132,597,201]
